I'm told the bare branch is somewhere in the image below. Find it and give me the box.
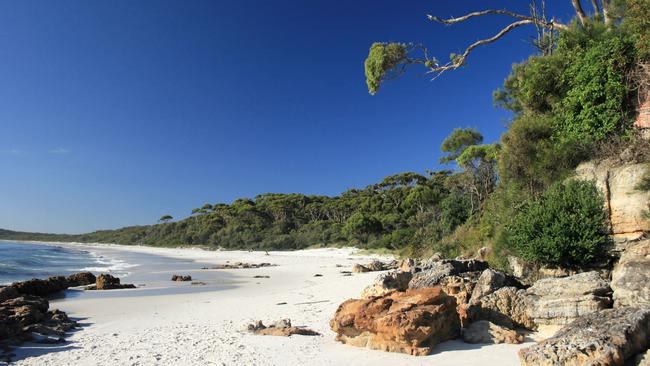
[590,0,601,18]
[424,19,536,79]
[426,8,567,31]
[427,9,533,24]
[571,0,588,25]
[601,0,612,24]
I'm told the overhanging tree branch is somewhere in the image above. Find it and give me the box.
[422,20,541,79]
[427,9,568,31]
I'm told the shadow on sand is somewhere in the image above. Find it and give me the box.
[2,317,92,364]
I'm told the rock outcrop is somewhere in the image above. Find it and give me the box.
[611,239,650,308]
[576,161,650,239]
[11,276,69,297]
[330,287,460,356]
[519,307,650,366]
[408,259,487,289]
[0,277,82,358]
[247,319,319,336]
[94,274,136,290]
[209,262,276,270]
[525,271,611,327]
[66,272,96,287]
[462,320,523,344]
[470,269,522,304]
[469,286,536,330]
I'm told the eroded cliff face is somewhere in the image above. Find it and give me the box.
[576,161,650,240]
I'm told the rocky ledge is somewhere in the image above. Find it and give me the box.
[330,249,650,359]
[0,272,99,361]
[519,307,650,366]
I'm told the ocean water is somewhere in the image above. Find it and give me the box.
[0,241,128,285]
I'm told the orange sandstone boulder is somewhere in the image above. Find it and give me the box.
[330,287,460,356]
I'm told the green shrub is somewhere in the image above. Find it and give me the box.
[505,180,610,266]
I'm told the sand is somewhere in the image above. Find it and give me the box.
[9,244,534,366]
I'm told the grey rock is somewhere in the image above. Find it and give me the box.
[408,259,488,289]
[526,271,612,326]
[360,270,412,298]
[611,239,650,308]
[462,320,523,344]
[519,307,650,366]
[469,286,536,330]
[470,269,506,304]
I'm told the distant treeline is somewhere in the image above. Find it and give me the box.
[0,169,481,256]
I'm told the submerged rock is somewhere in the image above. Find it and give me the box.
[171,275,192,282]
[519,307,650,366]
[330,287,460,356]
[462,320,523,344]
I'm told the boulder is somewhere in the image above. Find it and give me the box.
[408,259,487,289]
[462,320,523,344]
[519,307,650,366]
[470,269,510,305]
[469,286,536,330]
[526,271,611,327]
[397,258,416,272]
[351,264,371,273]
[66,272,96,287]
[360,271,412,298]
[11,276,69,297]
[576,161,650,239]
[611,239,650,308]
[171,275,192,282]
[508,256,584,286]
[364,260,397,271]
[95,274,136,290]
[247,319,319,337]
[330,287,460,356]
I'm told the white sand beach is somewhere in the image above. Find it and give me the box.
[10,244,534,366]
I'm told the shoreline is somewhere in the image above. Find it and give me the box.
[6,243,534,366]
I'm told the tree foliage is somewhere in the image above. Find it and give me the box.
[364,42,408,95]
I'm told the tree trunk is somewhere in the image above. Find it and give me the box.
[571,0,588,25]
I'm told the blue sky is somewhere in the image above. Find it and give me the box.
[0,1,577,234]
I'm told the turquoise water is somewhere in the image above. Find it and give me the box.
[0,241,117,285]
